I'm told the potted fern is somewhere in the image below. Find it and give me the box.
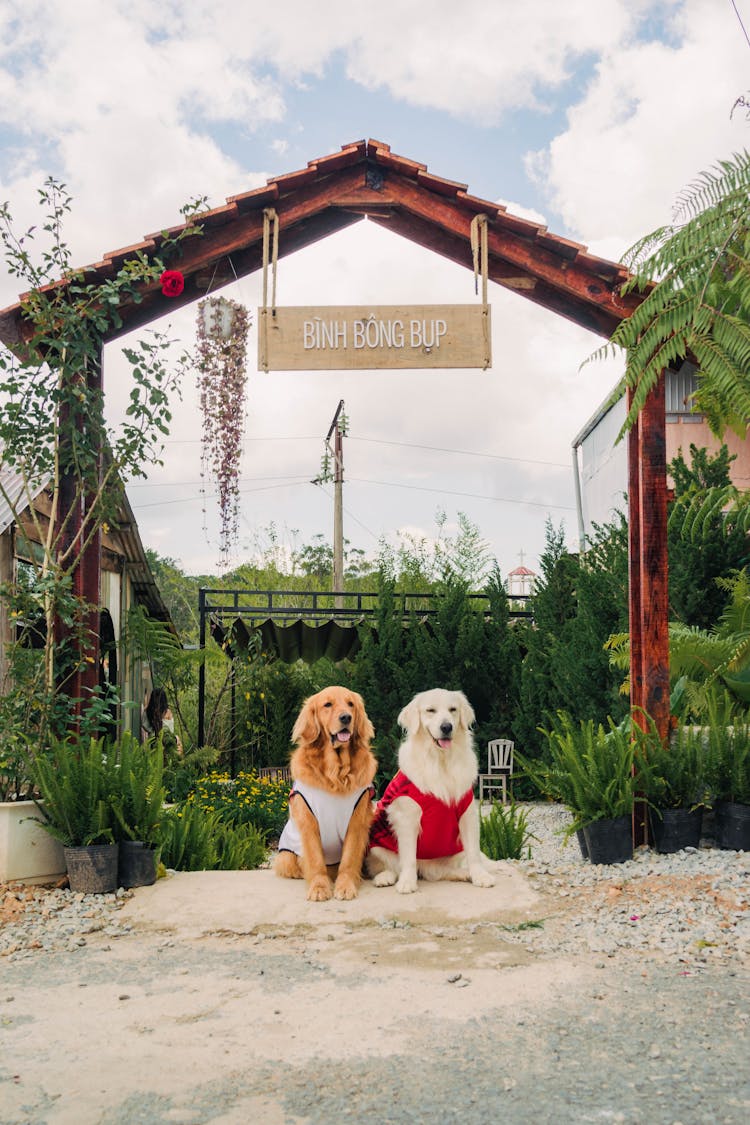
[536,712,636,864]
[31,736,119,893]
[704,693,750,850]
[636,721,707,853]
[110,732,166,888]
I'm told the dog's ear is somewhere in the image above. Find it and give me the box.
[351,690,374,747]
[397,697,421,735]
[292,694,321,746]
[457,692,476,729]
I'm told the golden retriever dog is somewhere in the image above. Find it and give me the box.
[366,688,495,894]
[274,686,377,901]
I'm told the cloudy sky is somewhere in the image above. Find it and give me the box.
[1,0,749,581]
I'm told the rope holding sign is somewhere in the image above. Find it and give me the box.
[470,213,491,369]
[259,208,279,372]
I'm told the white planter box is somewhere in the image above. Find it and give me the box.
[0,800,66,883]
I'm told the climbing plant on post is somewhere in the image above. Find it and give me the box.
[0,178,204,742]
[196,297,251,565]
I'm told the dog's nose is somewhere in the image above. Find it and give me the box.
[339,712,352,726]
[440,720,453,737]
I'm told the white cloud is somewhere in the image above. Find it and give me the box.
[344,0,645,119]
[525,0,750,248]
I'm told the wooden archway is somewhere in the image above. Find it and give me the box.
[0,139,668,748]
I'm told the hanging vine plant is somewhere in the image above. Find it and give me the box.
[196,296,251,563]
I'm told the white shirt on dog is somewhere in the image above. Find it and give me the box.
[277,781,373,865]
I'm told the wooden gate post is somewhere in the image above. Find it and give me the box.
[55,350,102,722]
[628,374,670,845]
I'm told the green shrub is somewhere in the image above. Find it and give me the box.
[636,721,708,811]
[158,803,268,870]
[162,744,220,803]
[159,804,218,870]
[480,801,534,860]
[214,820,268,870]
[183,770,290,838]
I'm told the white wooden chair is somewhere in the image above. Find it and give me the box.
[478,739,514,805]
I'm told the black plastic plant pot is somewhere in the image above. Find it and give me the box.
[117,840,158,888]
[714,801,750,851]
[583,815,633,865]
[64,843,119,894]
[649,806,702,854]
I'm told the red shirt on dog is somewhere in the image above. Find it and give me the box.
[370,771,474,859]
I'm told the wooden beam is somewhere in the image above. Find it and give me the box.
[368,211,624,336]
[107,210,363,340]
[377,172,641,333]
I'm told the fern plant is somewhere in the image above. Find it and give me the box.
[110,732,166,846]
[158,802,268,870]
[588,151,750,438]
[704,690,750,805]
[536,712,636,834]
[480,801,534,860]
[635,719,708,811]
[31,736,116,847]
[669,571,750,711]
[213,820,268,870]
[159,803,219,870]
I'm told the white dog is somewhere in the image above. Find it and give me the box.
[366,688,495,894]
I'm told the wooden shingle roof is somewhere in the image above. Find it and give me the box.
[0,138,640,351]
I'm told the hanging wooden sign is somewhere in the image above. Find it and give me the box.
[258,304,491,371]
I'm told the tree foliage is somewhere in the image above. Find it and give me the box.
[590,151,750,437]
[668,444,750,627]
[514,519,629,764]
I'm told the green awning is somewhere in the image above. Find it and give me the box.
[211,616,363,664]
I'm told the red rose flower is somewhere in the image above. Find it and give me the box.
[160,270,184,297]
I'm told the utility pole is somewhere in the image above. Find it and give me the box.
[315,400,346,607]
[332,407,344,606]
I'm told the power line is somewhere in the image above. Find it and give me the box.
[348,475,574,511]
[131,478,310,509]
[160,432,569,469]
[128,473,309,489]
[129,471,572,514]
[315,482,381,542]
[161,435,321,445]
[350,435,569,469]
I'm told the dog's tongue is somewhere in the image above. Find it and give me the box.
[336,730,351,743]
[437,737,452,750]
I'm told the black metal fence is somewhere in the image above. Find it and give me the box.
[197,587,531,747]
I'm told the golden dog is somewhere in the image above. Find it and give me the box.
[274,686,377,901]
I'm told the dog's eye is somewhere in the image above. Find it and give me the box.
[425,707,436,713]
[449,707,457,713]
[322,701,333,708]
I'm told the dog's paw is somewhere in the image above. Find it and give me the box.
[373,870,397,887]
[396,873,418,894]
[333,874,359,900]
[470,867,496,888]
[307,875,333,901]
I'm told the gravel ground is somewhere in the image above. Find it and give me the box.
[1,804,749,1125]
